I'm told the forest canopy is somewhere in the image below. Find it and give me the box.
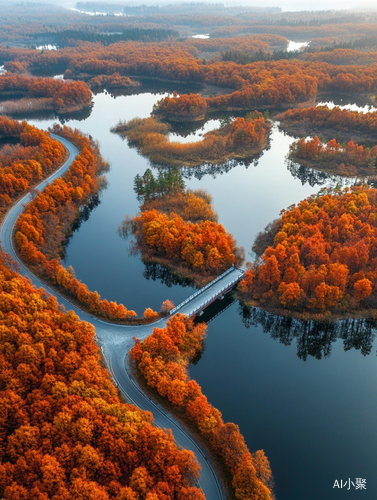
[0,251,204,500]
[238,186,377,318]
[278,106,377,142]
[288,136,377,177]
[130,314,274,500]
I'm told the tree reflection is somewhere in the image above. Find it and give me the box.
[285,159,362,188]
[100,79,203,99]
[147,146,268,181]
[58,104,93,123]
[142,261,194,288]
[317,92,375,108]
[239,304,376,360]
[62,192,101,260]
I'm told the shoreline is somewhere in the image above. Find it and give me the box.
[235,293,377,322]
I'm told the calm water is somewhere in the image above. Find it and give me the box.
[192,301,377,500]
[23,87,377,500]
[287,40,309,51]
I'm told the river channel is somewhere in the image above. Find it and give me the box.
[23,86,377,500]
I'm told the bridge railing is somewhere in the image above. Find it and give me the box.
[184,273,244,317]
[169,265,238,316]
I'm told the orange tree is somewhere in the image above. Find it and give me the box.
[0,250,204,500]
[0,116,65,219]
[11,123,159,321]
[132,208,243,275]
[130,314,274,500]
[238,186,377,316]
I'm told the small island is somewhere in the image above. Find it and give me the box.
[237,186,377,320]
[112,112,271,167]
[153,92,208,122]
[119,168,244,287]
[88,72,140,91]
[288,136,377,177]
[278,105,377,143]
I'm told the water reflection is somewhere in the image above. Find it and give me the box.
[147,147,268,181]
[194,290,236,324]
[3,105,93,123]
[99,79,203,99]
[239,304,377,360]
[71,193,101,232]
[286,159,365,187]
[62,192,101,260]
[58,105,93,123]
[142,261,194,288]
[60,189,103,264]
[317,93,377,112]
[169,119,222,143]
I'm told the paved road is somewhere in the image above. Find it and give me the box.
[0,133,225,500]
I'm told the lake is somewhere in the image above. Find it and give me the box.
[23,85,377,500]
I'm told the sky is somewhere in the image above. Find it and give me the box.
[225,0,377,10]
[1,0,376,14]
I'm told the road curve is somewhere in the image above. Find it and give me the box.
[0,133,224,500]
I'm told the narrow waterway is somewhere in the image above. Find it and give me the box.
[21,86,377,500]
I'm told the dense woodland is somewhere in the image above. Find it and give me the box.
[3,39,377,114]
[4,4,377,499]
[278,106,377,142]
[153,93,208,122]
[119,170,240,285]
[210,23,377,40]
[0,75,92,114]
[288,136,377,177]
[0,252,205,500]
[0,117,66,219]
[238,187,377,318]
[141,190,218,225]
[131,315,274,500]
[131,167,217,222]
[124,206,243,284]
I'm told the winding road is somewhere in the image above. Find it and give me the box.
[0,134,225,500]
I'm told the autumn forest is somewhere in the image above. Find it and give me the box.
[1,1,377,500]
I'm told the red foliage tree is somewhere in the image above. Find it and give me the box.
[130,314,274,499]
[0,251,204,499]
[238,186,377,315]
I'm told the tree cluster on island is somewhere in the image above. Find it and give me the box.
[278,106,377,142]
[113,114,270,167]
[288,136,377,177]
[238,186,377,319]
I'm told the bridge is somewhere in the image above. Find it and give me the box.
[0,133,240,500]
[170,265,245,318]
